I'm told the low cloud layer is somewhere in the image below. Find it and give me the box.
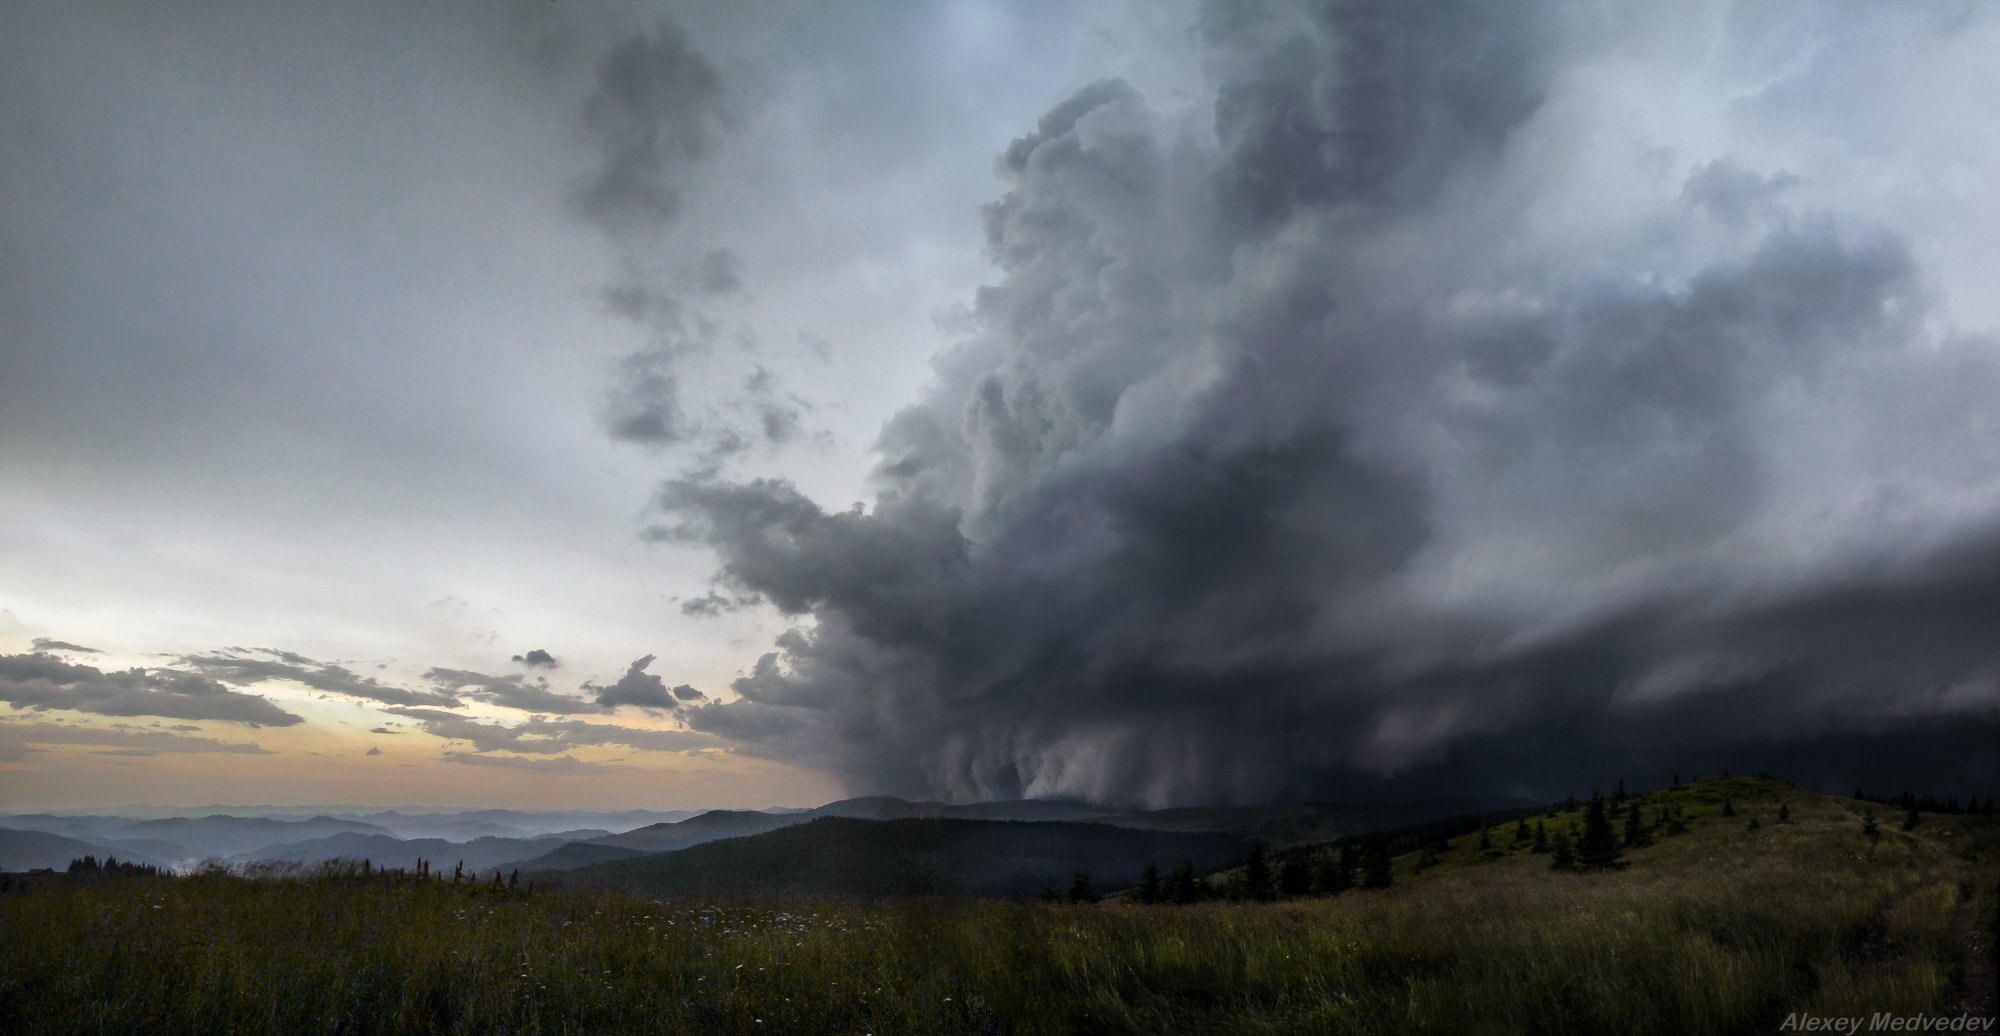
[0,720,273,759]
[29,638,99,654]
[424,667,595,715]
[0,653,302,728]
[655,0,2000,805]
[181,650,461,709]
[384,706,712,757]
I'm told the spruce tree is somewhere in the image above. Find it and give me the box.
[1549,832,1577,872]
[1478,827,1493,851]
[1136,863,1162,905]
[1067,869,1097,904]
[1575,796,1626,871]
[1531,820,1550,854]
[1721,798,1736,817]
[1515,818,1532,843]
[1165,860,1199,904]
[1240,852,1272,900]
[1623,801,1651,849]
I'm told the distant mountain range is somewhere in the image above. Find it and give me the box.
[0,828,168,872]
[4,793,1533,893]
[228,833,586,875]
[561,817,1250,899]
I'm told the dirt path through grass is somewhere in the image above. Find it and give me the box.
[1950,873,1996,1020]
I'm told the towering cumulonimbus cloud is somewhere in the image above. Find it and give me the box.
[658,0,2000,805]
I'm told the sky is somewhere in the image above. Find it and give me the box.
[3,1,1999,811]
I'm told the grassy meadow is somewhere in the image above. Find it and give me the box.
[1,777,1993,1034]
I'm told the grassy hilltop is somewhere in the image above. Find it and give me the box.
[0,777,1993,1034]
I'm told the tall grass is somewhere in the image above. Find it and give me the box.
[1,778,1990,1035]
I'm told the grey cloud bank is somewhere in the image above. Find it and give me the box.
[0,653,301,728]
[653,0,2000,806]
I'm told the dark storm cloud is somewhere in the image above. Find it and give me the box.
[179,650,461,709]
[512,649,560,669]
[423,667,595,715]
[658,0,2000,805]
[0,653,302,727]
[385,705,711,756]
[29,638,99,654]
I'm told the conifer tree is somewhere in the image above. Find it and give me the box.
[1549,832,1577,872]
[1067,869,1097,904]
[1238,845,1276,901]
[1623,801,1651,848]
[1531,820,1550,853]
[1721,798,1736,817]
[1136,863,1162,904]
[1863,813,1881,840]
[1575,796,1626,871]
[1777,803,1791,823]
[1514,818,1531,842]
[1478,827,1493,851]
[1902,808,1920,831]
